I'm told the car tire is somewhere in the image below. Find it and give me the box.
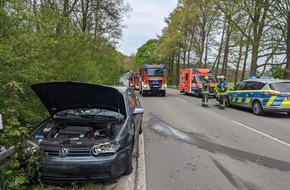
[123,151,133,175]
[252,101,264,116]
[287,112,290,115]
[225,96,231,107]
[139,120,143,134]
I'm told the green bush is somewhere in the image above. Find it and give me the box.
[0,82,44,190]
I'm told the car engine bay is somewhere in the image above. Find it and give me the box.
[33,119,121,145]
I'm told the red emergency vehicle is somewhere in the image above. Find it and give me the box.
[129,72,140,90]
[179,68,216,97]
[139,64,167,96]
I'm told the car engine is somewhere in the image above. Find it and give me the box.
[34,120,119,143]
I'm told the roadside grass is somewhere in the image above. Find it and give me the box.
[227,82,234,91]
[31,182,105,190]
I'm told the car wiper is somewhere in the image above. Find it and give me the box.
[55,113,79,118]
[92,115,124,121]
[79,115,93,118]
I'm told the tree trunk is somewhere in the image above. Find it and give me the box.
[199,22,206,67]
[242,40,250,81]
[284,10,290,79]
[213,18,226,78]
[187,47,191,68]
[235,35,244,85]
[250,29,259,76]
[176,46,181,85]
[203,30,209,67]
[222,20,231,76]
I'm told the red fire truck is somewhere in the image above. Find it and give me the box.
[179,68,216,97]
[139,64,167,96]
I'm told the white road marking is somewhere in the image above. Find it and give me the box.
[232,120,290,148]
[136,132,146,190]
[175,97,189,103]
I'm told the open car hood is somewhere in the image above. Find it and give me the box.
[31,82,126,116]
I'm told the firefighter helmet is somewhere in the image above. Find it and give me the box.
[220,75,225,79]
[204,76,209,80]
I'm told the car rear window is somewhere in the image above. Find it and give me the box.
[269,82,290,92]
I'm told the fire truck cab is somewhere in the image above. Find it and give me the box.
[139,64,167,96]
[179,68,216,97]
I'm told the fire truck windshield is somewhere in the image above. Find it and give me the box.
[145,68,165,76]
[198,76,216,82]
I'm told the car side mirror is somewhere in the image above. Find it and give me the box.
[0,114,3,133]
[132,108,144,115]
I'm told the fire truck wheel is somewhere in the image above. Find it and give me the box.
[161,92,166,96]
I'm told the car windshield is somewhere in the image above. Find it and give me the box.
[269,82,290,92]
[145,68,165,76]
[55,108,124,119]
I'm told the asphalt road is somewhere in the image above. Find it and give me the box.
[140,88,290,190]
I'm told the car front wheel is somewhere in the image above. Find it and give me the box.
[139,119,143,134]
[252,101,264,116]
[123,150,133,175]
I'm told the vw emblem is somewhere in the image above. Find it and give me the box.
[58,147,69,157]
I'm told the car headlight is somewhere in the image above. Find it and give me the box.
[91,142,120,156]
[26,139,40,154]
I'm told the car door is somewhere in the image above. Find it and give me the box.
[127,89,142,155]
[239,81,257,108]
[228,82,246,106]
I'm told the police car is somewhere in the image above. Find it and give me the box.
[226,78,290,115]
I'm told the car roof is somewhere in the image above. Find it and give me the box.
[112,85,129,94]
[242,78,290,84]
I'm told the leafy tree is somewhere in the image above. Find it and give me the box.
[0,1,131,189]
[135,39,161,68]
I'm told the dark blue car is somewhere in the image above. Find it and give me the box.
[29,82,144,183]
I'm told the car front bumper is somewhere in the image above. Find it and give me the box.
[40,146,131,183]
[263,106,290,113]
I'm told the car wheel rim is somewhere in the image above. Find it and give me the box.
[253,103,260,114]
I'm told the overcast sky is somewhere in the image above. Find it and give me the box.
[117,0,178,56]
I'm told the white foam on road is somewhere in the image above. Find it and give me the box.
[152,123,192,142]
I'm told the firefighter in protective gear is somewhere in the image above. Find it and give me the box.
[202,76,210,107]
[218,75,227,110]
[214,76,221,107]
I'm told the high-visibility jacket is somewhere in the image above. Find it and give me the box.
[202,80,209,94]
